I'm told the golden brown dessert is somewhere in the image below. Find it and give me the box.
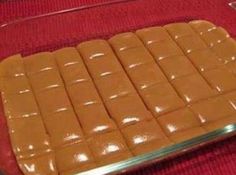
[109,32,185,116]
[54,48,117,137]
[0,55,58,175]
[0,20,236,175]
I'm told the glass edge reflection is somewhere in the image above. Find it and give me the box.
[78,124,236,175]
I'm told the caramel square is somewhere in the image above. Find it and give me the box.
[203,114,236,131]
[44,109,84,147]
[141,83,185,116]
[169,127,206,143]
[24,52,56,74]
[36,87,71,115]
[190,96,235,124]
[147,40,184,60]
[95,72,135,101]
[97,151,132,166]
[4,92,39,119]
[121,119,168,148]
[29,69,63,92]
[165,23,195,39]
[87,131,130,161]
[54,49,93,124]
[84,54,122,79]
[201,27,229,47]
[189,20,216,34]
[172,74,216,103]
[211,38,236,63]
[105,94,152,127]
[188,49,222,71]
[159,55,196,80]
[109,32,143,51]
[75,103,117,136]
[0,55,25,77]
[67,81,101,107]
[19,153,57,175]
[203,67,236,93]
[132,138,172,156]
[226,61,236,75]
[56,142,95,172]
[2,76,31,94]
[157,108,201,135]
[223,91,236,109]
[8,116,50,156]
[176,35,207,54]
[54,47,84,67]
[114,47,154,69]
[78,40,113,61]
[58,62,91,85]
[127,62,167,90]
[136,27,172,45]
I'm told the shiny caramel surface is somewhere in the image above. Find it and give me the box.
[0,20,236,175]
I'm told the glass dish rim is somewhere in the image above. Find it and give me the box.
[79,124,236,175]
[0,1,236,174]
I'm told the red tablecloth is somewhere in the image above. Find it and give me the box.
[0,0,236,175]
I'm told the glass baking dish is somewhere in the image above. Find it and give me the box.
[0,1,236,175]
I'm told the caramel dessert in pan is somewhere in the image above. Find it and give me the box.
[0,20,236,175]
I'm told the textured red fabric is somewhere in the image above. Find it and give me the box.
[0,0,236,175]
[0,0,236,59]
[0,0,111,24]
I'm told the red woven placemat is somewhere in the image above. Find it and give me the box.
[0,0,236,175]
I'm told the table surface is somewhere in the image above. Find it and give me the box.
[0,0,236,175]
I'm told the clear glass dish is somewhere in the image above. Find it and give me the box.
[0,1,236,175]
